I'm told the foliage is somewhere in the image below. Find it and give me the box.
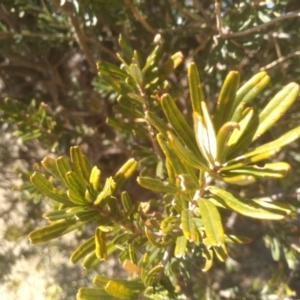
[1,0,300,299]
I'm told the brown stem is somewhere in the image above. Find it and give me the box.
[124,0,157,35]
[215,0,300,38]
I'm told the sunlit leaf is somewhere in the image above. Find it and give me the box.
[188,62,204,114]
[30,172,74,206]
[214,71,240,131]
[253,83,299,141]
[174,235,187,258]
[137,176,178,193]
[230,72,270,122]
[208,186,288,220]
[196,198,224,247]
[161,93,199,155]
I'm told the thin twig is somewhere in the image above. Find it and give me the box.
[0,3,18,32]
[124,0,157,35]
[86,37,117,61]
[68,16,97,73]
[51,0,97,73]
[271,35,286,78]
[215,0,300,38]
[168,0,205,22]
[259,51,300,71]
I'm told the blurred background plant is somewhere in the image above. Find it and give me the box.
[1,0,300,299]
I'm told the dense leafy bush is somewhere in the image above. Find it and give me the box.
[1,1,300,299]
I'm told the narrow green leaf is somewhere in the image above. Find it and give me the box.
[66,171,86,194]
[68,189,86,205]
[226,112,259,159]
[174,235,187,258]
[188,62,204,114]
[214,71,240,130]
[208,186,288,220]
[56,156,72,187]
[82,251,99,270]
[43,208,80,221]
[213,244,228,262]
[225,235,252,244]
[216,122,240,162]
[181,209,198,242]
[118,34,134,63]
[222,175,256,186]
[161,93,199,155]
[227,108,254,149]
[98,60,129,81]
[193,111,216,166]
[224,162,291,179]
[252,198,291,215]
[230,71,270,122]
[89,166,101,192]
[94,177,116,205]
[143,264,164,287]
[137,176,178,193]
[41,156,65,183]
[105,281,140,300]
[77,288,117,300]
[167,130,209,171]
[160,216,180,234]
[94,276,144,290]
[158,52,183,80]
[29,216,95,244]
[229,126,300,164]
[95,227,107,261]
[157,134,198,182]
[145,227,173,248]
[253,83,300,141]
[114,158,138,193]
[142,45,163,74]
[196,198,224,247]
[30,172,73,205]
[121,191,133,213]
[145,111,169,138]
[129,63,144,87]
[70,236,95,264]
[70,146,92,181]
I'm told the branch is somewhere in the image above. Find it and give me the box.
[215,0,300,38]
[51,0,97,73]
[259,51,300,71]
[124,0,157,35]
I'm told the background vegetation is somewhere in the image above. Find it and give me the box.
[1,0,300,299]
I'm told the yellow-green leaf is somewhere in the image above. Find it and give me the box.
[253,83,299,141]
[114,158,138,193]
[77,287,116,300]
[137,176,178,193]
[70,236,95,264]
[29,216,95,244]
[196,198,224,247]
[167,131,209,172]
[214,71,240,131]
[70,146,91,182]
[230,71,270,122]
[208,186,288,220]
[161,93,200,155]
[95,227,107,261]
[174,235,187,258]
[30,172,73,205]
[181,209,198,242]
[188,62,204,114]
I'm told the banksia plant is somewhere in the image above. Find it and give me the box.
[25,36,300,299]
